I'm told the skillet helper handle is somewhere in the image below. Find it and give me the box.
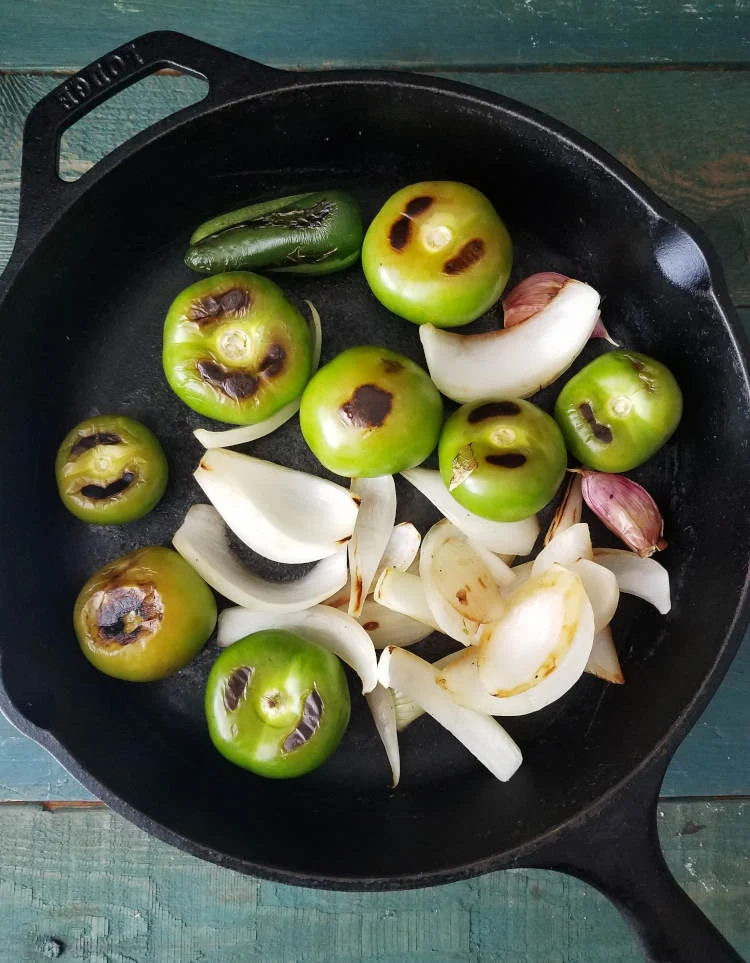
[19,31,279,215]
[533,767,744,962]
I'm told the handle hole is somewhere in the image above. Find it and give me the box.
[58,71,208,183]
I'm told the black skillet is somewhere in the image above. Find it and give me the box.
[0,32,747,962]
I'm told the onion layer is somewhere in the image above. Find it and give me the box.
[401,467,539,555]
[373,569,439,631]
[593,548,671,614]
[348,475,397,617]
[419,279,600,402]
[173,504,347,612]
[365,684,400,787]
[378,646,523,782]
[194,448,359,564]
[217,604,378,693]
[586,624,625,684]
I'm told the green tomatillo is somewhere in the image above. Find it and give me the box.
[205,630,351,779]
[438,399,568,522]
[74,546,217,682]
[162,272,312,425]
[299,346,443,477]
[553,350,683,472]
[55,415,168,524]
[362,181,513,328]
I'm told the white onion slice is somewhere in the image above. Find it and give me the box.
[439,565,595,716]
[356,599,434,649]
[419,280,600,402]
[401,467,539,555]
[172,505,347,612]
[544,473,583,546]
[393,649,465,731]
[593,548,671,614]
[567,557,620,633]
[420,520,505,645]
[586,624,625,684]
[378,646,523,781]
[217,604,378,693]
[373,522,422,586]
[507,559,534,592]
[467,540,517,588]
[373,569,440,631]
[365,684,400,787]
[194,301,323,448]
[348,476,397,617]
[195,448,359,564]
[532,522,593,575]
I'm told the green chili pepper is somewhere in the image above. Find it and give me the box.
[185,191,364,276]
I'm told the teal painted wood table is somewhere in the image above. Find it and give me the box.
[0,4,748,961]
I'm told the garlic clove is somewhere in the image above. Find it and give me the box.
[579,471,666,558]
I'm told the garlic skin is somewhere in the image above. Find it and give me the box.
[579,470,666,558]
[503,272,617,344]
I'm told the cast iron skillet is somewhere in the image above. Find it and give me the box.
[0,32,747,962]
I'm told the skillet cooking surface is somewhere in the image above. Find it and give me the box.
[1,66,749,887]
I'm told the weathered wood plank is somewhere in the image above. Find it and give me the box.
[0,800,745,961]
[2,0,750,70]
[1,70,748,302]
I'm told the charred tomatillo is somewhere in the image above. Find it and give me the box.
[554,350,683,472]
[439,400,567,521]
[362,181,513,328]
[205,630,350,778]
[299,346,443,477]
[74,547,217,682]
[163,272,312,425]
[56,415,168,524]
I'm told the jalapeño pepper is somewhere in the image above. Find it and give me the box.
[185,191,363,276]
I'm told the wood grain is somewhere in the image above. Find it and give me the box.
[0,799,746,962]
[2,1,750,71]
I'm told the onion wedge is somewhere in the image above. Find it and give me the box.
[394,649,465,731]
[217,604,378,693]
[567,557,620,634]
[420,520,506,645]
[593,548,671,614]
[357,599,434,649]
[194,301,323,448]
[401,467,539,555]
[438,565,595,716]
[373,569,440,631]
[532,522,593,575]
[348,476,397,617]
[173,505,347,612]
[544,473,583,547]
[365,684,400,787]
[195,448,359,564]
[373,522,422,586]
[586,624,625,684]
[379,646,523,781]
[419,279,600,403]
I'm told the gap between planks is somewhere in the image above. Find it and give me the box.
[2,62,750,80]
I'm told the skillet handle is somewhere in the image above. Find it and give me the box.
[18,31,280,224]
[528,763,744,962]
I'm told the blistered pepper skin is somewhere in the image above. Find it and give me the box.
[185,191,364,276]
